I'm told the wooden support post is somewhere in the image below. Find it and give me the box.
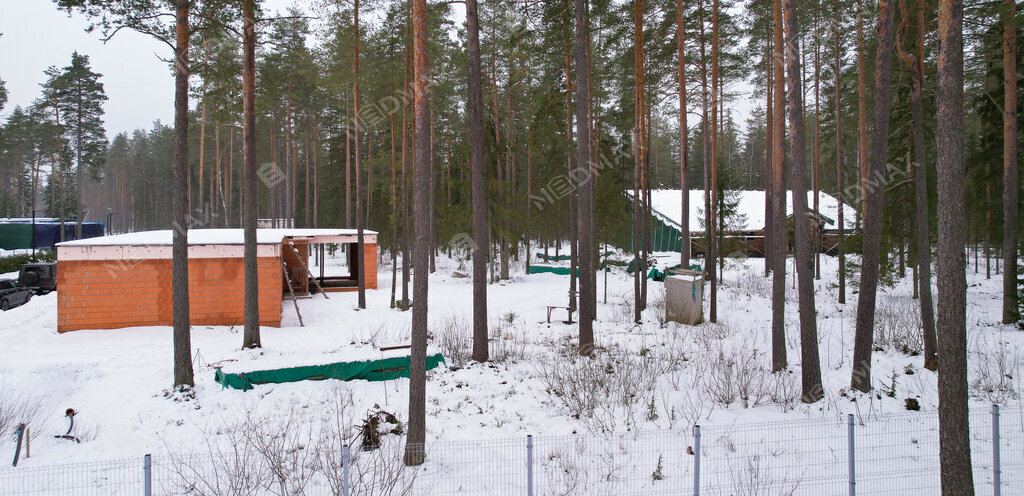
[287,240,329,299]
[280,260,305,327]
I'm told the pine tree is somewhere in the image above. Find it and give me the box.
[404,0,430,467]
[466,0,489,362]
[936,0,974,492]
[242,0,261,350]
[896,0,937,371]
[1002,0,1019,324]
[57,0,199,390]
[852,0,896,393]
[783,0,823,403]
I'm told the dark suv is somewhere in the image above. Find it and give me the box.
[19,262,57,295]
[0,279,32,311]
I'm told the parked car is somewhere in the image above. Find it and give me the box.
[0,279,32,311]
[19,262,57,295]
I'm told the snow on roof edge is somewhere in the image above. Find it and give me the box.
[56,228,379,247]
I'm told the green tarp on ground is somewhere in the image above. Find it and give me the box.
[214,353,446,391]
[648,264,704,282]
[528,264,576,276]
[535,253,573,262]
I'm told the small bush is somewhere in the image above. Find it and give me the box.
[969,337,1020,404]
[490,327,528,364]
[0,252,55,275]
[873,297,923,355]
[436,314,472,370]
[0,382,48,440]
[701,345,769,408]
[538,346,675,432]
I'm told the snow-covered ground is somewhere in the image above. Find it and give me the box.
[0,249,1020,494]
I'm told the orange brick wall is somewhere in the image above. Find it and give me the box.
[58,257,282,333]
[364,243,378,290]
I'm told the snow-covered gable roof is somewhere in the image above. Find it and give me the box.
[638,189,858,232]
[56,228,378,247]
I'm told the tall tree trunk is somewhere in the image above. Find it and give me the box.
[466,0,489,362]
[936,0,974,492]
[390,82,398,309]
[76,82,84,238]
[241,0,260,350]
[575,0,594,355]
[1003,0,1019,324]
[765,33,774,279]
[813,7,821,280]
[783,0,823,403]
[698,0,711,313]
[709,0,719,324]
[345,93,352,227]
[857,1,868,223]
[404,0,429,467]
[896,0,937,370]
[171,0,194,389]
[851,0,896,393]
[198,91,206,218]
[677,0,690,269]
[354,0,366,309]
[771,0,787,373]
[564,44,579,315]
[834,12,846,306]
[402,21,411,310]
[633,0,645,323]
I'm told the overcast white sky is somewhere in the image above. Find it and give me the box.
[1,1,755,139]
[0,0,299,136]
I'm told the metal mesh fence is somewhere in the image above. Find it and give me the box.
[0,406,1020,495]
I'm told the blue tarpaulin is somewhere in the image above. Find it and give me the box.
[0,222,105,250]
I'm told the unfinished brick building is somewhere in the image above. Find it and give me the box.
[55,229,377,333]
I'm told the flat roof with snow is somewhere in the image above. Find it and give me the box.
[56,228,379,247]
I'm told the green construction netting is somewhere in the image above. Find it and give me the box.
[624,215,683,253]
[535,253,573,262]
[648,264,704,282]
[214,353,446,391]
[0,224,33,250]
[528,265,575,276]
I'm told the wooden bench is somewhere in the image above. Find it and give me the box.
[546,305,575,324]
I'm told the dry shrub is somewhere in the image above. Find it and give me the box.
[701,344,769,409]
[0,381,47,440]
[436,314,472,370]
[490,326,528,364]
[873,297,923,355]
[766,370,801,412]
[736,272,772,300]
[538,346,677,432]
[716,449,801,496]
[969,336,1020,404]
[167,384,416,496]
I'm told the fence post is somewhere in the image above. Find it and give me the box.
[143,454,152,496]
[693,424,701,496]
[526,434,534,496]
[342,444,350,496]
[848,414,855,496]
[993,404,1001,496]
